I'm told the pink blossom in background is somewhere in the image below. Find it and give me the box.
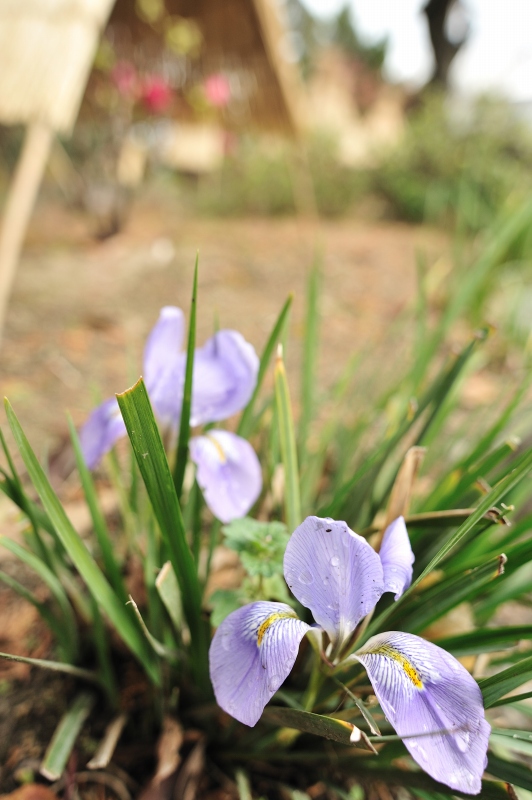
[204,73,231,108]
[141,76,174,113]
[111,61,138,98]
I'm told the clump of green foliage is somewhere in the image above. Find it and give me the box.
[2,204,532,796]
[371,94,532,231]
[192,95,532,236]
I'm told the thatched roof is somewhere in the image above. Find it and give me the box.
[0,0,115,134]
[107,0,304,133]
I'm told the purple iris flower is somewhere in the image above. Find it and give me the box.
[209,515,490,795]
[80,306,185,469]
[80,307,261,522]
[189,431,262,523]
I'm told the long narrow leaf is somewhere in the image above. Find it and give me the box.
[392,555,505,634]
[480,653,532,707]
[173,257,197,497]
[68,417,127,603]
[238,294,292,439]
[361,443,532,643]
[0,651,100,683]
[324,331,484,518]
[487,753,532,791]
[0,570,72,658]
[0,536,78,660]
[274,346,301,532]
[299,254,321,459]
[116,379,209,689]
[435,626,532,656]
[40,691,95,780]
[4,399,159,684]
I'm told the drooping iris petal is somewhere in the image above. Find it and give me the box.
[379,516,415,600]
[190,330,258,426]
[189,430,262,522]
[356,631,490,795]
[283,517,384,648]
[209,601,311,726]
[143,306,186,429]
[79,397,126,470]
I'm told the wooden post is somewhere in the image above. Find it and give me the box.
[0,120,53,344]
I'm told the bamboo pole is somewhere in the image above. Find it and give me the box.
[0,120,54,344]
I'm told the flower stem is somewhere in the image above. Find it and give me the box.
[302,653,324,711]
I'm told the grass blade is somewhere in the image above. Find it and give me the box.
[479,653,532,708]
[173,257,197,498]
[0,536,78,660]
[116,379,209,689]
[261,707,357,746]
[392,555,505,634]
[274,346,301,532]
[361,443,532,643]
[299,253,321,459]
[0,570,73,658]
[323,331,484,519]
[238,295,292,440]
[4,399,159,684]
[68,416,127,604]
[434,626,532,656]
[0,651,99,683]
[487,753,532,791]
[40,691,95,780]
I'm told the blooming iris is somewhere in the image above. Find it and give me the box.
[209,515,490,794]
[80,306,262,521]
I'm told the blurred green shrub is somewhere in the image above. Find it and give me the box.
[373,93,532,231]
[192,94,532,232]
[195,132,369,218]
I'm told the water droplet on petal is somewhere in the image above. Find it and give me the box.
[330,556,340,567]
[299,569,314,585]
[268,674,280,692]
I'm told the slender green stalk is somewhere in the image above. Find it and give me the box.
[274,346,301,532]
[238,295,292,439]
[173,256,198,498]
[299,253,321,461]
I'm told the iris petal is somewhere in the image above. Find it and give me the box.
[379,516,415,600]
[143,306,186,429]
[356,631,490,795]
[189,430,262,522]
[79,397,126,469]
[283,517,384,648]
[191,330,258,426]
[209,601,311,726]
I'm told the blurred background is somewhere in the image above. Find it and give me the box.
[1,0,532,458]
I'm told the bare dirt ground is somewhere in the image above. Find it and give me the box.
[0,185,448,458]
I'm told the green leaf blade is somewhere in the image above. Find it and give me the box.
[4,399,159,685]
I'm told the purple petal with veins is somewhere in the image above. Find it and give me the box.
[379,516,415,600]
[283,516,384,648]
[209,601,311,726]
[143,306,186,430]
[189,430,262,522]
[356,631,490,795]
[190,330,258,426]
[79,397,126,469]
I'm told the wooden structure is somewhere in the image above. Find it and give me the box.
[0,0,303,342]
[107,0,303,134]
[0,0,115,342]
